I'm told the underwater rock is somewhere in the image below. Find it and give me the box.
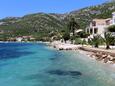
[47,70,82,76]
[49,58,56,60]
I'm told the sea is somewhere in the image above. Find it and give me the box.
[0,42,115,86]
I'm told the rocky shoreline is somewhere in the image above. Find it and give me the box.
[50,41,80,50]
[79,47,115,64]
[50,41,115,65]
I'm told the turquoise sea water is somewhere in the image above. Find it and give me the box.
[0,43,115,86]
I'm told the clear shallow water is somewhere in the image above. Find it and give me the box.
[0,43,115,86]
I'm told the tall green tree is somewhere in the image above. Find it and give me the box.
[62,32,70,43]
[68,17,80,36]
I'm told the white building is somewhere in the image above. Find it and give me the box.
[112,12,115,25]
[86,12,115,38]
[16,37,23,42]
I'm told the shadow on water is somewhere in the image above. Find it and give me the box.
[22,69,83,86]
[23,69,82,81]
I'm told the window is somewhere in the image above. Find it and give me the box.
[90,28,93,34]
[94,28,98,34]
[86,29,89,33]
[92,21,96,26]
[106,20,110,25]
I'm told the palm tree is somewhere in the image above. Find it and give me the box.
[104,32,114,49]
[91,35,102,48]
[68,17,80,36]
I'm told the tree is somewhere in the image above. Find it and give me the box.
[107,25,115,32]
[82,39,87,46]
[91,35,102,48]
[62,32,70,43]
[68,17,80,36]
[104,32,114,49]
[77,31,90,38]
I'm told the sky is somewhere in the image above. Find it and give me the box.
[0,0,108,19]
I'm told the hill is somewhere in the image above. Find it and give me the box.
[0,1,115,41]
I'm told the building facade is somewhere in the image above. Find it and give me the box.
[86,12,115,38]
[112,12,115,25]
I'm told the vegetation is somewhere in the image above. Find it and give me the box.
[0,1,114,41]
[75,38,82,44]
[108,25,115,32]
[77,31,90,38]
[62,32,70,43]
[90,35,103,48]
[82,39,87,46]
[104,32,115,49]
[0,13,65,41]
[68,17,80,36]
[68,0,115,29]
[86,33,115,49]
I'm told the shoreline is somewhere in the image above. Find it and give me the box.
[78,47,115,64]
[50,41,80,50]
[50,41,115,69]
[77,49,115,72]
[78,47,115,71]
[1,41,115,69]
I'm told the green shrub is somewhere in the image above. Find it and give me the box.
[103,32,115,49]
[77,31,90,38]
[75,38,82,44]
[88,35,104,48]
[82,39,87,45]
[108,25,115,32]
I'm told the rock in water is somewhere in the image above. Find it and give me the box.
[47,70,82,77]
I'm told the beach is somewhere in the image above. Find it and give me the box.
[50,41,115,68]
